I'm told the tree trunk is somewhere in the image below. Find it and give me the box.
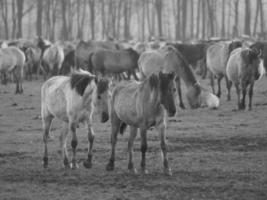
[207,0,214,37]
[259,0,265,39]
[11,0,17,39]
[181,0,187,40]
[0,0,9,39]
[221,0,225,37]
[36,0,43,37]
[196,0,201,38]
[190,0,194,38]
[16,0,24,38]
[253,0,260,36]
[61,0,68,40]
[155,0,163,37]
[244,0,251,35]
[201,0,206,39]
[88,0,95,39]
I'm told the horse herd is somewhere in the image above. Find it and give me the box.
[0,37,266,175]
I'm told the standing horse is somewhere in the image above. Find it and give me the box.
[75,40,119,70]
[139,45,219,109]
[106,72,176,175]
[0,46,25,94]
[37,37,64,79]
[226,48,262,110]
[206,40,242,100]
[41,70,110,169]
[88,48,139,80]
[24,46,42,80]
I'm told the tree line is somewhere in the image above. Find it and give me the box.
[0,0,266,42]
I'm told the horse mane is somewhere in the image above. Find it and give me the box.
[148,73,160,90]
[70,71,95,96]
[96,78,109,94]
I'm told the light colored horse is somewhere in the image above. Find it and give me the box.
[88,48,139,80]
[206,40,242,100]
[41,70,110,169]
[226,47,262,110]
[0,46,25,94]
[106,72,176,175]
[139,45,219,109]
[42,44,64,77]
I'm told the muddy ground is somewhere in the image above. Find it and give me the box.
[0,77,266,200]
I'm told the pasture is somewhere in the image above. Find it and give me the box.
[0,77,266,200]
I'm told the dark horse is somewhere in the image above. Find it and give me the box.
[88,48,139,80]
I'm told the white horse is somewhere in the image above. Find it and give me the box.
[41,70,110,169]
[0,46,25,94]
[226,47,262,110]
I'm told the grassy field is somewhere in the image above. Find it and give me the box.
[0,77,266,200]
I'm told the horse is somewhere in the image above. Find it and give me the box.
[24,46,42,80]
[226,47,262,110]
[0,46,25,94]
[75,40,120,70]
[139,45,219,109]
[37,37,64,79]
[88,48,139,80]
[106,72,176,175]
[206,40,242,100]
[250,41,267,73]
[41,70,110,169]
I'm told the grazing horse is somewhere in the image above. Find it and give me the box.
[139,45,219,109]
[88,48,139,80]
[106,72,176,175]
[0,46,25,94]
[206,40,242,100]
[41,70,110,169]
[226,48,262,110]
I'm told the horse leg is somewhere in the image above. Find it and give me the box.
[128,126,138,174]
[42,115,53,168]
[225,76,232,101]
[140,128,148,174]
[216,75,223,98]
[156,123,172,176]
[248,82,254,110]
[175,76,185,109]
[59,122,70,168]
[12,67,20,94]
[132,70,139,81]
[106,114,121,171]
[210,72,215,94]
[240,82,248,110]
[83,122,95,169]
[69,122,78,169]
[234,83,241,109]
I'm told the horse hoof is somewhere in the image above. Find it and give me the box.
[83,160,92,169]
[70,162,79,169]
[164,168,173,176]
[106,163,114,171]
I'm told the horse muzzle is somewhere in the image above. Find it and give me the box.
[101,112,109,123]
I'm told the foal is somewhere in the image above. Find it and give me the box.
[41,70,110,169]
[106,72,176,175]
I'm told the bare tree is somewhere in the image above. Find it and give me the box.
[88,0,95,39]
[36,0,43,37]
[244,0,251,35]
[155,0,163,37]
[0,0,9,39]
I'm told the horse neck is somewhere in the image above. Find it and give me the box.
[176,58,198,88]
[141,80,161,111]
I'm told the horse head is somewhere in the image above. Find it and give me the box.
[186,82,202,109]
[158,72,176,117]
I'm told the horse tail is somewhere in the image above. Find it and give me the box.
[87,52,94,73]
[119,122,127,135]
